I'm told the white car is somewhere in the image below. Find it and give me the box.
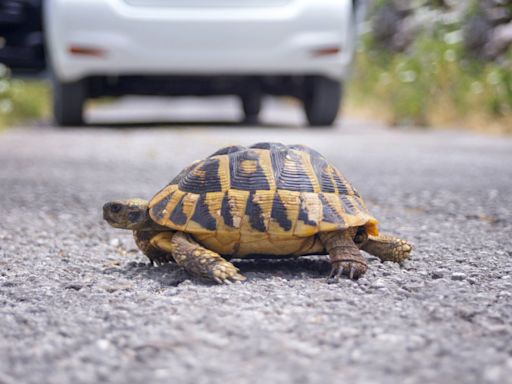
[45,0,364,127]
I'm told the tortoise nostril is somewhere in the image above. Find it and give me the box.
[110,203,122,213]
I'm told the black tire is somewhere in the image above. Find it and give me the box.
[240,86,262,124]
[52,75,86,127]
[303,76,342,127]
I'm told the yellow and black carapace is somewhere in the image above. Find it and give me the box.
[103,143,412,284]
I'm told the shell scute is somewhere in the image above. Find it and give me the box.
[178,157,226,193]
[190,193,218,231]
[228,149,273,191]
[272,149,316,192]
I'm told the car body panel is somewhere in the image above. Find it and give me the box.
[45,0,356,82]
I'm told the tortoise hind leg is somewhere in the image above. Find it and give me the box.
[151,231,246,284]
[320,229,368,281]
[360,234,412,263]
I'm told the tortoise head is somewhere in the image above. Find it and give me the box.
[103,198,150,230]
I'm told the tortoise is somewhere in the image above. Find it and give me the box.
[103,143,411,284]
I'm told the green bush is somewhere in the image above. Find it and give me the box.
[0,64,50,129]
[347,3,512,131]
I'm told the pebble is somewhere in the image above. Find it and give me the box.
[483,365,504,382]
[109,238,121,247]
[403,282,424,291]
[432,270,444,279]
[372,278,387,288]
[451,272,467,281]
[64,283,83,291]
[96,339,111,350]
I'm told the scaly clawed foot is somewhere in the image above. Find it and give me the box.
[327,256,368,282]
[209,260,247,284]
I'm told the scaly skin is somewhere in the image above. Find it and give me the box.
[150,232,246,284]
[360,234,412,263]
[133,230,174,266]
[319,229,368,280]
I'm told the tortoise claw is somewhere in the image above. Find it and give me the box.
[327,260,367,282]
[326,265,343,283]
[231,273,247,282]
[210,266,247,284]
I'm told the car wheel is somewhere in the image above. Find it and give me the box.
[303,76,342,127]
[52,75,86,127]
[240,89,262,124]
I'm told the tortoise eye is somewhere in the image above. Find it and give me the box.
[110,203,122,213]
[128,211,141,222]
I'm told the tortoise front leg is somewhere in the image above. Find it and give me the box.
[133,230,174,266]
[360,234,412,263]
[320,229,368,281]
[151,231,246,284]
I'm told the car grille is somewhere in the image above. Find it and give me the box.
[124,0,290,7]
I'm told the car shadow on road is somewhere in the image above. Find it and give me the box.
[111,256,331,286]
[53,119,302,130]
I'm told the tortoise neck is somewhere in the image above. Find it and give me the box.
[138,216,172,232]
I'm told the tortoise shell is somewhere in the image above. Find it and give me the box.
[148,143,378,254]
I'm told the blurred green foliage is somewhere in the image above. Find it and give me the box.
[0,65,50,129]
[348,0,512,130]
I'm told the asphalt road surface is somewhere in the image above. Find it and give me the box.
[1,97,511,384]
